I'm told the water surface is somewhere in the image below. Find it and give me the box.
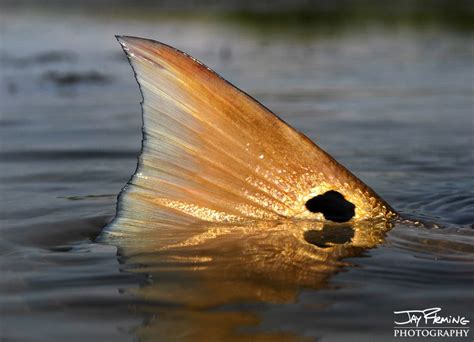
[1,8,473,341]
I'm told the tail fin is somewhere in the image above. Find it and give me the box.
[102,36,393,245]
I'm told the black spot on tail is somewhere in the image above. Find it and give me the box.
[305,190,355,222]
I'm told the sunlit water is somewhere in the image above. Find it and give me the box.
[1,9,473,342]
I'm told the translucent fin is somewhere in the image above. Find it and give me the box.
[103,36,394,244]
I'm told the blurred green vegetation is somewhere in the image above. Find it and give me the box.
[3,0,473,32]
[223,4,473,33]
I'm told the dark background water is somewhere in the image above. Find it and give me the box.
[1,1,473,341]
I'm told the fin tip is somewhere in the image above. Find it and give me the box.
[115,35,142,47]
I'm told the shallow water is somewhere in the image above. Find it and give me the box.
[1,8,473,342]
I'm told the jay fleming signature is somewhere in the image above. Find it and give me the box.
[394,307,470,327]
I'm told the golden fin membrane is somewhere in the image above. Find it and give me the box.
[103,36,394,247]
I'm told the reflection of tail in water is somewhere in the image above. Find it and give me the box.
[99,36,399,340]
[122,219,392,341]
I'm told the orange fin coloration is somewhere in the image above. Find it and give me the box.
[102,36,395,246]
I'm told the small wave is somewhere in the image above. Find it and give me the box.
[0,150,137,162]
[40,71,111,86]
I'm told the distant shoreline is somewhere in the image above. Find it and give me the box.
[2,0,472,32]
